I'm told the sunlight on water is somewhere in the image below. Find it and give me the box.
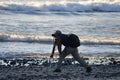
[0,0,120,58]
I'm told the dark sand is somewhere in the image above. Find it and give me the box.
[0,55,120,80]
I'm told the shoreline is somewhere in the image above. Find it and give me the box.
[1,53,120,66]
[0,55,120,80]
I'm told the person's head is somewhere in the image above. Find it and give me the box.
[52,30,62,38]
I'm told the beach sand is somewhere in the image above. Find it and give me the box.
[0,55,120,80]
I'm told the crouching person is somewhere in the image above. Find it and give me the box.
[50,30,92,73]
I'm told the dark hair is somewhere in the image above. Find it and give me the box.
[52,30,62,37]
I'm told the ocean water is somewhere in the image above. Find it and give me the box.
[0,0,120,58]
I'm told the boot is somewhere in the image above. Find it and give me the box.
[86,67,92,73]
[53,69,61,72]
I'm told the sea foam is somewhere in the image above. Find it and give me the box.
[0,33,120,45]
[0,0,120,13]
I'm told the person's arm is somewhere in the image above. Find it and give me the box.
[56,39,62,54]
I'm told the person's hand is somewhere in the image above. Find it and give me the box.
[50,54,53,58]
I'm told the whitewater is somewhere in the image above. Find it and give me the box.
[0,0,120,58]
[0,0,120,12]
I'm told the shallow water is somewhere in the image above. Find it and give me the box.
[0,0,120,58]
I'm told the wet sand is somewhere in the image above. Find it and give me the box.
[0,55,120,80]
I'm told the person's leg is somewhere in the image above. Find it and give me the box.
[71,48,92,73]
[71,48,88,68]
[54,47,69,72]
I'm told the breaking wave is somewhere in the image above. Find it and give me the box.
[0,33,53,44]
[0,33,120,45]
[0,1,120,14]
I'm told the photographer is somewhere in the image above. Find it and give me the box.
[50,30,92,73]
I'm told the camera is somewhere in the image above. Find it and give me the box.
[52,34,56,37]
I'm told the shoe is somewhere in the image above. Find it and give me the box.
[86,67,92,73]
[53,69,61,72]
